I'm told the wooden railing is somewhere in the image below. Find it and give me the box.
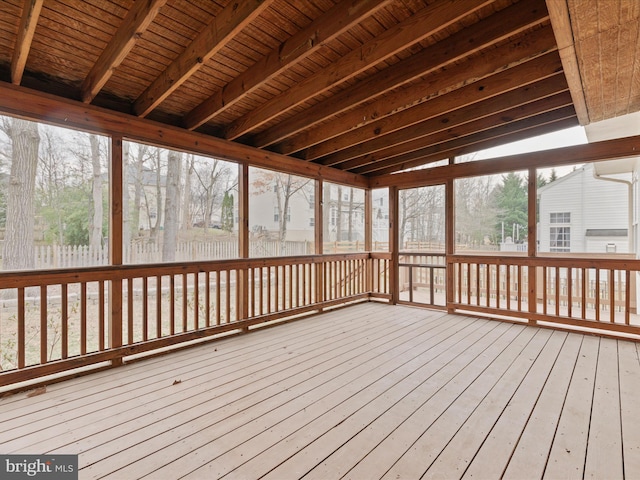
[0,253,391,389]
[450,254,640,336]
[398,252,446,306]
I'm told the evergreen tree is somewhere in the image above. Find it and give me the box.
[221,191,234,232]
[494,172,527,242]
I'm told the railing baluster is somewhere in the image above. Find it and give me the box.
[142,277,148,341]
[507,265,512,310]
[81,282,87,355]
[206,271,211,327]
[194,273,199,330]
[99,280,105,350]
[183,273,188,331]
[226,270,231,322]
[595,268,600,322]
[61,283,68,359]
[215,270,221,325]
[625,270,631,325]
[554,267,560,317]
[275,265,280,312]
[170,275,176,334]
[156,275,162,338]
[126,278,133,343]
[609,269,615,323]
[567,267,573,318]
[40,285,47,364]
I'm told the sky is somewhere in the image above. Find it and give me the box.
[468,125,588,179]
[471,126,588,160]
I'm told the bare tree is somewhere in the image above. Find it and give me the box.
[162,149,181,261]
[181,154,194,230]
[2,118,39,270]
[252,171,309,254]
[89,134,103,249]
[122,141,130,249]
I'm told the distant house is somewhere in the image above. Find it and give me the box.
[537,162,631,254]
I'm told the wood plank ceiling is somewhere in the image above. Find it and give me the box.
[0,0,636,178]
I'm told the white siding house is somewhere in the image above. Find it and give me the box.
[537,163,631,254]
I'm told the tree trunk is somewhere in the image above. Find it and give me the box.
[89,135,103,250]
[132,144,144,237]
[4,119,39,271]
[122,141,131,251]
[336,186,343,242]
[181,154,194,230]
[162,150,181,261]
[347,187,354,241]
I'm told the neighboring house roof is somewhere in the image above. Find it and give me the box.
[537,164,587,195]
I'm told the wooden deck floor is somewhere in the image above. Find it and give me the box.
[2,302,640,479]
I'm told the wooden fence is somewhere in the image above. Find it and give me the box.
[24,241,395,269]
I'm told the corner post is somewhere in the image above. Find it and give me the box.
[109,136,123,365]
[238,163,250,328]
[389,186,399,304]
[315,179,324,305]
[446,158,455,313]
[527,166,538,323]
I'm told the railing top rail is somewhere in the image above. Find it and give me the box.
[0,252,373,288]
[399,251,446,256]
[451,253,640,269]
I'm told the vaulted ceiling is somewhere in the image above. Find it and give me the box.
[0,0,638,178]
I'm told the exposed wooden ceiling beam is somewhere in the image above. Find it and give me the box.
[81,0,168,104]
[223,0,493,140]
[182,0,393,130]
[256,0,550,150]
[370,132,640,189]
[363,110,578,176]
[305,51,563,162]
[318,75,570,167]
[133,0,272,117]
[274,25,555,156]
[545,0,589,124]
[10,0,43,85]
[347,93,574,174]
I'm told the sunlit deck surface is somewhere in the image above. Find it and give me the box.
[2,302,640,479]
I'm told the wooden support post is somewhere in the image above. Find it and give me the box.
[446,158,455,313]
[364,188,373,296]
[527,166,537,324]
[389,186,399,304]
[238,163,250,329]
[109,136,123,365]
[315,179,324,305]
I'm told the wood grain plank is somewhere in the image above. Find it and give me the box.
[618,340,640,475]
[412,329,554,479]
[543,335,600,479]
[583,338,623,479]
[502,333,583,479]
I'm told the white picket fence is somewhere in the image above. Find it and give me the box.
[28,240,314,268]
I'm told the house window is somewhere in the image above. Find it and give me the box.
[309,217,315,227]
[330,206,338,226]
[550,226,570,252]
[550,212,570,224]
[549,212,570,252]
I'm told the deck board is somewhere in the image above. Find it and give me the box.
[1,303,639,480]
